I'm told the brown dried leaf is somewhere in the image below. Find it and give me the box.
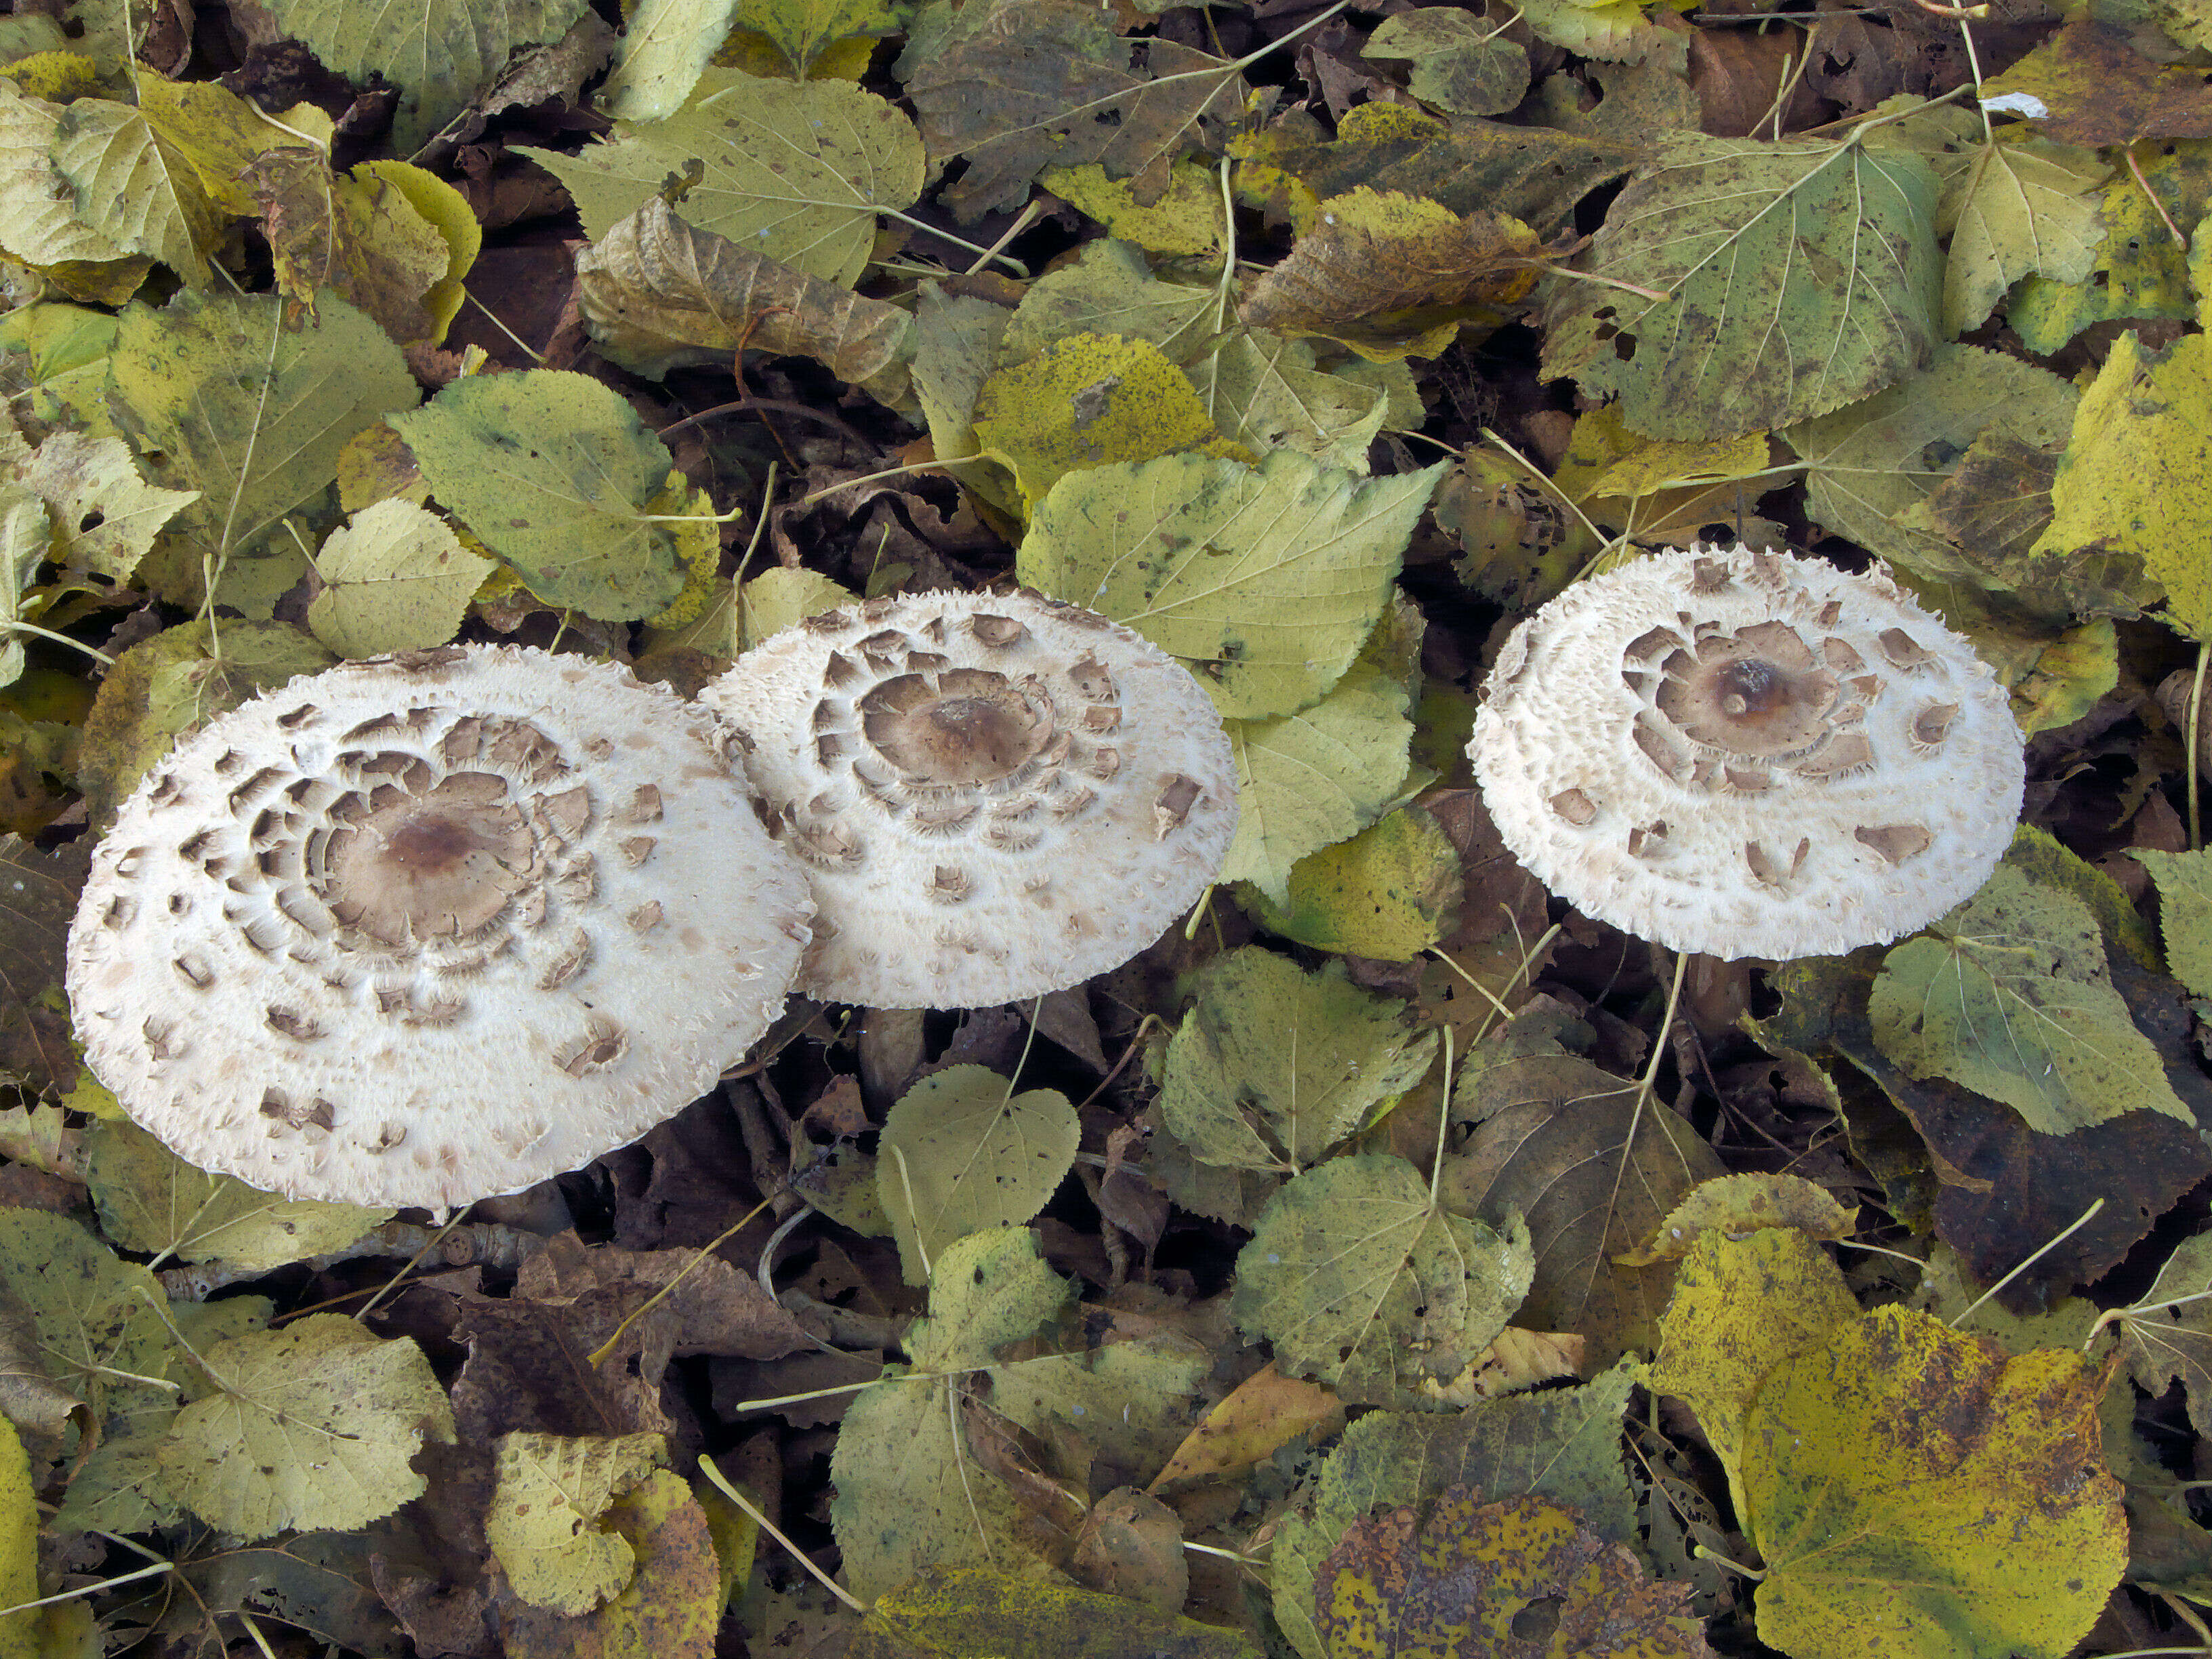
[576,199,912,405]
[0,833,87,1093]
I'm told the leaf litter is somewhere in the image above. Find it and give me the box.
[4,0,2212,1656]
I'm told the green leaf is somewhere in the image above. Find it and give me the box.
[390,369,688,621]
[1020,449,1443,719]
[1741,1305,2125,1659]
[520,72,924,287]
[830,1230,1069,1600]
[1543,129,1940,438]
[731,0,906,75]
[1938,131,2106,337]
[1221,646,1416,905]
[2133,848,2212,998]
[1361,11,1530,119]
[877,1063,1080,1286]
[255,0,590,152]
[1160,947,1438,1174]
[157,1313,456,1540]
[1868,863,2196,1133]
[83,1118,392,1271]
[104,289,417,615]
[305,498,495,659]
[486,1431,668,1614]
[1231,1153,1532,1406]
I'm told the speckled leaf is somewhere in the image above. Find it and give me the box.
[878,1064,1079,1285]
[0,82,136,271]
[1020,449,1444,720]
[1317,1487,1708,1659]
[51,98,226,286]
[1869,863,2194,1133]
[2135,848,2212,998]
[1269,1362,1640,1659]
[306,498,495,659]
[0,1416,43,1659]
[158,1314,455,1540]
[1237,804,1461,961]
[1647,1228,1860,1492]
[83,1118,392,1271]
[389,369,686,621]
[598,0,742,120]
[487,1431,668,1614]
[1544,129,1939,439]
[1161,947,1437,1174]
[1741,1305,2125,1659]
[1232,1153,1531,1406]
[855,1569,1259,1659]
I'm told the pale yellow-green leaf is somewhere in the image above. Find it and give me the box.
[6,427,196,583]
[2034,329,2212,640]
[0,490,46,689]
[1940,132,2106,337]
[1187,330,1393,475]
[105,289,417,614]
[1161,947,1437,1174]
[520,71,923,287]
[988,1332,1213,1485]
[1231,1153,1532,1407]
[136,75,312,218]
[389,369,685,621]
[877,1064,1079,1286]
[1021,449,1443,719]
[600,0,743,120]
[306,497,494,658]
[487,1430,669,1614]
[1868,863,2194,1133]
[358,161,480,344]
[0,83,134,270]
[83,1118,392,1271]
[2011,140,2212,354]
[51,98,227,285]
[830,1230,1069,1600]
[736,565,854,651]
[158,1314,455,1540]
[1221,648,1417,904]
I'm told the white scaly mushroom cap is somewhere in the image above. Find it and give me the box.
[702,589,1238,1009]
[67,645,813,1210]
[1468,544,2024,961]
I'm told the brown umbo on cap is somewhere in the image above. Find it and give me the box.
[1469,544,2024,960]
[703,590,1238,1008]
[68,645,812,1210]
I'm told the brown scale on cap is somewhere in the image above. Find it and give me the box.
[66,646,813,1212]
[1470,544,2024,960]
[704,589,1239,1009]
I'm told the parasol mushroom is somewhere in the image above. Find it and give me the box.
[702,589,1237,1009]
[67,644,813,1210]
[1468,544,2024,962]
